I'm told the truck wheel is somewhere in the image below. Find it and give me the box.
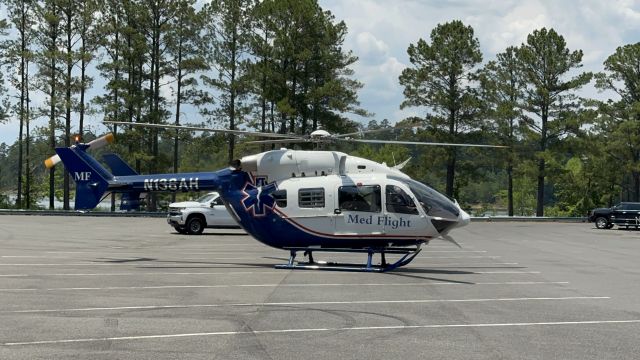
[595,217,609,229]
[186,216,205,235]
[174,226,188,234]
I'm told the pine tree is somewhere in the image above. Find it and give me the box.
[166,0,208,201]
[34,0,64,209]
[399,20,483,197]
[479,46,525,216]
[1,0,36,208]
[516,28,592,216]
[201,0,254,162]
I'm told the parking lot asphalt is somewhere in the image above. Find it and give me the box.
[0,215,639,360]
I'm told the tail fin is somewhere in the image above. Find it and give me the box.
[102,153,138,176]
[55,146,113,210]
[102,153,144,210]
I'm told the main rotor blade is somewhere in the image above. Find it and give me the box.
[244,138,313,145]
[339,138,508,148]
[104,121,303,140]
[335,124,418,138]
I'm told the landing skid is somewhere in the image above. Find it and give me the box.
[275,245,422,272]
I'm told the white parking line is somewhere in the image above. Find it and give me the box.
[0,270,540,277]
[175,256,502,260]
[0,271,284,277]
[44,251,90,254]
[0,262,521,267]
[473,271,541,274]
[415,263,519,266]
[0,281,568,292]
[412,256,501,259]
[2,296,610,314]
[4,319,639,346]
[422,251,487,253]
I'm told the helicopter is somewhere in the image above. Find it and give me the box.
[47,121,505,272]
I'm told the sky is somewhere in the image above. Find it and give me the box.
[1,0,639,145]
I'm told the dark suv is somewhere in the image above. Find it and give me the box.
[588,202,640,229]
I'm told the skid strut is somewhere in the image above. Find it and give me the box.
[275,245,422,272]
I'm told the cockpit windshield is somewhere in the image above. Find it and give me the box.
[389,176,459,219]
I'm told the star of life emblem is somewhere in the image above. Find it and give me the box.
[240,175,277,217]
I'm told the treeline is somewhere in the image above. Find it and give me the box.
[0,0,365,210]
[0,2,638,217]
[393,21,635,217]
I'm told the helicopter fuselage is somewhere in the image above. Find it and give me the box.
[223,171,441,249]
[55,145,470,253]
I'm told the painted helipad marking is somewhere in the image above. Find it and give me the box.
[2,296,610,314]
[4,319,639,346]
[0,281,568,292]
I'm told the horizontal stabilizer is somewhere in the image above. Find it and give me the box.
[103,153,138,176]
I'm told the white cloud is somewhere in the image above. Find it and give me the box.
[317,0,640,127]
[354,32,389,62]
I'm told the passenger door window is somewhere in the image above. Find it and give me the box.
[338,185,381,212]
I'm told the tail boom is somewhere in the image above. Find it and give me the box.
[55,144,229,210]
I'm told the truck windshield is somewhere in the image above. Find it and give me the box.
[389,176,459,219]
[197,193,216,203]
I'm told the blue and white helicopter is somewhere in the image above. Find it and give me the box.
[48,122,503,272]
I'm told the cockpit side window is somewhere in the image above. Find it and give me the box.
[339,185,381,212]
[385,185,419,215]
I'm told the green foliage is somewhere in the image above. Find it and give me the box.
[511,174,537,216]
[249,0,366,138]
[593,43,640,201]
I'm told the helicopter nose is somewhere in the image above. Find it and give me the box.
[429,200,470,235]
[447,200,470,230]
[456,206,471,228]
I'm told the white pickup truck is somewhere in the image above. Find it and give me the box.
[167,192,240,234]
